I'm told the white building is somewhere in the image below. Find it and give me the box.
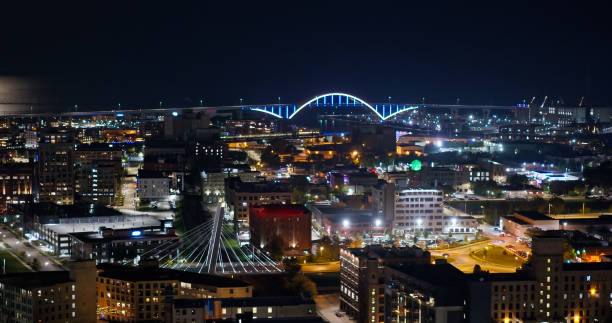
[393,188,478,235]
[393,188,444,234]
[137,170,171,201]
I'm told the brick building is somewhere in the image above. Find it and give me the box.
[249,204,311,251]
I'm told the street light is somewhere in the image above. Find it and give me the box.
[342,219,350,228]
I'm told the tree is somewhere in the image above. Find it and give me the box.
[269,139,294,155]
[289,175,310,204]
[285,274,318,296]
[583,161,612,194]
[348,234,362,248]
[413,231,420,245]
[282,257,301,277]
[317,237,340,261]
[422,230,430,239]
[260,148,281,168]
[548,196,565,214]
[572,182,588,196]
[31,258,41,271]
[524,227,543,239]
[531,197,548,214]
[265,235,285,261]
[507,174,528,188]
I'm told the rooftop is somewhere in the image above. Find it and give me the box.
[43,215,162,235]
[387,263,465,285]
[563,262,612,271]
[513,210,554,221]
[70,226,176,243]
[173,296,315,309]
[227,178,290,193]
[0,271,73,288]
[250,204,310,217]
[345,245,429,260]
[98,264,250,288]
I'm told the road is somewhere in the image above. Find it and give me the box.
[443,204,474,218]
[0,226,64,272]
[429,240,517,273]
[119,166,138,209]
[314,293,354,323]
[301,261,339,273]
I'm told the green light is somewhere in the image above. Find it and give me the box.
[411,159,422,172]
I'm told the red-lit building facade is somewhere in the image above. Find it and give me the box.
[249,205,311,252]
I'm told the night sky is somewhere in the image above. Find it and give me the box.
[1,2,611,111]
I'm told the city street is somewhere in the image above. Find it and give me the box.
[118,165,138,209]
[314,293,354,323]
[0,226,64,272]
[301,261,339,273]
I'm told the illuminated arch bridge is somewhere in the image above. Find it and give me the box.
[245,92,421,120]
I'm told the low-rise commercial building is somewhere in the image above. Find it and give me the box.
[226,178,291,225]
[501,211,559,237]
[312,206,389,239]
[70,222,177,263]
[137,170,171,202]
[250,204,311,252]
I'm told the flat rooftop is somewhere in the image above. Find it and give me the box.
[98,264,250,288]
[70,227,177,243]
[0,271,73,288]
[345,245,429,260]
[43,215,161,235]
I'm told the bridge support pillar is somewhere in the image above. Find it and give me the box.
[205,206,224,274]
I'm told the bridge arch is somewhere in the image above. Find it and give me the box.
[246,92,421,120]
[288,92,382,119]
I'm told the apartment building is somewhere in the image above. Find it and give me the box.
[0,261,96,323]
[96,263,251,322]
[339,245,431,323]
[0,163,34,213]
[381,235,612,323]
[38,128,75,205]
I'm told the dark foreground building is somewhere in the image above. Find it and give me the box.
[342,235,612,323]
